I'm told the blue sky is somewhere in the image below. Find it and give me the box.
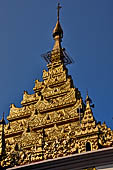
[0,0,113,128]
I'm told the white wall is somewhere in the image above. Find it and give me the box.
[97,164,113,170]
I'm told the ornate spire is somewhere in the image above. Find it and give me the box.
[42,3,72,66]
[52,3,63,50]
[85,91,94,110]
[85,91,92,109]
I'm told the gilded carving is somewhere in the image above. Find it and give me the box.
[0,4,113,169]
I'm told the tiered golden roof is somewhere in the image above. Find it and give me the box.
[0,3,113,168]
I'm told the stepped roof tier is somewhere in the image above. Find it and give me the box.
[0,3,113,169]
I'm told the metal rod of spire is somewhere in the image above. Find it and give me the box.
[57,3,62,21]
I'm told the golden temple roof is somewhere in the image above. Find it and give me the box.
[0,3,113,169]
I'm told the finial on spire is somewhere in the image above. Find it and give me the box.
[52,3,63,50]
[57,3,62,21]
[86,89,88,97]
[85,91,94,109]
[85,90,92,104]
[2,112,4,119]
